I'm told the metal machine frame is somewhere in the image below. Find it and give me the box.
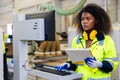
[13,15,82,80]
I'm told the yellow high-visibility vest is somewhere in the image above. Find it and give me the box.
[71,34,118,80]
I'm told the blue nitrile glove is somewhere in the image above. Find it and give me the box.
[84,57,103,68]
[55,63,70,71]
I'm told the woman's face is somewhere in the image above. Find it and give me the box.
[81,12,96,31]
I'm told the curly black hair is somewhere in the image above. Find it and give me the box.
[75,3,112,34]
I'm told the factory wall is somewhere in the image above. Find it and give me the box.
[0,0,119,32]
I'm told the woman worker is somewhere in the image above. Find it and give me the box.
[55,3,118,80]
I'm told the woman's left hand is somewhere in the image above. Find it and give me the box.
[84,57,103,68]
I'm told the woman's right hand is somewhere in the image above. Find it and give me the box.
[55,63,70,71]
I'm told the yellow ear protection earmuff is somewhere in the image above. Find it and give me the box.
[83,31,88,40]
[83,29,97,40]
[89,30,97,40]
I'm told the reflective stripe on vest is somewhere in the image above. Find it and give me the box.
[76,34,104,45]
[104,58,119,67]
[99,40,104,45]
[104,58,118,62]
[88,77,110,80]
